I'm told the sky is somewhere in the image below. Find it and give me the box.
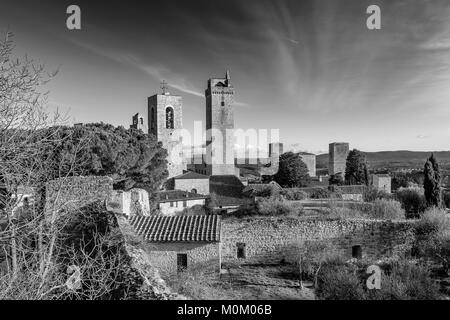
[1,0,450,154]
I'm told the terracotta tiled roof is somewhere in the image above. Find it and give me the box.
[129,215,221,242]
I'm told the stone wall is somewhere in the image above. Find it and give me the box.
[45,176,113,212]
[221,217,415,264]
[159,198,206,215]
[328,142,349,177]
[142,242,220,276]
[175,178,210,195]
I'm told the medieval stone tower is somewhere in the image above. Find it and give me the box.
[329,142,349,178]
[205,70,238,176]
[148,88,186,179]
[130,112,148,133]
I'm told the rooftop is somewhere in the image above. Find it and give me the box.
[156,190,209,202]
[173,171,209,180]
[129,215,221,242]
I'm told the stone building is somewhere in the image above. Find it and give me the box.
[148,89,186,179]
[372,174,392,194]
[130,112,147,133]
[328,142,349,177]
[221,216,415,265]
[205,71,239,177]
[130,215,221,276]
[173,171,210,195]
[156,190,209,216]
[298,152,316,177]
[269,142,283,158]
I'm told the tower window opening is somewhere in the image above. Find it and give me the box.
[166,107,174,129]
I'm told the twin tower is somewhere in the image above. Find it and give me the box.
[140,71,237,179]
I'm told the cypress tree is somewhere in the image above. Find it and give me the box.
[344,149,369,185]
[424,153,442,208]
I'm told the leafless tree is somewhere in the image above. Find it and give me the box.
[0,31,124,300]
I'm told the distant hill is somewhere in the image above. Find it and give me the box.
[316,151,450,170]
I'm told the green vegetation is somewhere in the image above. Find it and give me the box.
[41,123,168,192]
[395,188,427,218]
[257,197,300,216]
[330,199,406,220]
[273,152,311,188]
[316,259,441,300]
[280,188,308,201]
[424,154,442,208]
[345,149,369,186]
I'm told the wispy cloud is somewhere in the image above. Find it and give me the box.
[68,38,249,106]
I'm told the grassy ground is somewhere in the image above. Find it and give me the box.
[167,263,315,300]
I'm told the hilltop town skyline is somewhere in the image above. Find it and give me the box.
[1,0,450,154]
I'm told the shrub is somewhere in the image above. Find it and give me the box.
[253,187,274,198]
[369,199,405,220]
[363,187,393,202]
[316,258,441,300]
[396,189,427,218]
[280,188,308,201]
[367,260,441,300]
[309,187,333,199]
[414,207,450,237]
[228,204,259,218]
[334,199,405,220]
[257,197,299,216]
[413,207,450,274]
[316,259,366,300]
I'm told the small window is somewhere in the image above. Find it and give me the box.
[166,107,174,129]
[183,200,187,208]
[237,243,246,259]
[170,202,174,207]
[221,101,225,106]
[177,253,188,272]
[352,245,362,259]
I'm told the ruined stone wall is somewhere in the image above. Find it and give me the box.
[142,242,220,276]
[221,217,415,264]
[45,176,113,212]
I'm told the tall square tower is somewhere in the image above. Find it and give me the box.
[148,92,186,179]
[329,142,349,177]
[205,70,237,176]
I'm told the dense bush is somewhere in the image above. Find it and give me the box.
[413,207,450,274]
[414,207,450,237]
[395,189,427,218]
[316,261,365,300]
[367,261,441,300]
[309,187,334,199]
[280,188,308,201]
[257,197,299,216]
[316,258,441,300]
[332,199,405,220]
[369,199,406,220]
[363,187,393,202]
